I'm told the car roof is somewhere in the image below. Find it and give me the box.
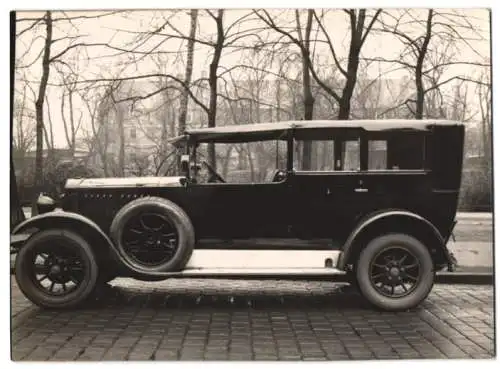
[170,119,463,146]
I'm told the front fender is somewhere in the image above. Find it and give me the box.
[11,211,119,257]
[337,209,451,270]
[11,210,162,276]
[13,210,111,240]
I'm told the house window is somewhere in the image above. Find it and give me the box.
[130,128,136,139]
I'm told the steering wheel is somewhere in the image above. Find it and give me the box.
[202,161,226,183]
[271,169,287,183]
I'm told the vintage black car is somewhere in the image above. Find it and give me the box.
[11,119,464,311]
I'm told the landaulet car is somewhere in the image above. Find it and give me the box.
[11,119,464,311]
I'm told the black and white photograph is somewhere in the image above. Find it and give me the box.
[6,1,496,363]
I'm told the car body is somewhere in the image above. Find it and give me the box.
[12,119,464,311]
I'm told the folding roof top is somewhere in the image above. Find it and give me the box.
[170,119,462,146]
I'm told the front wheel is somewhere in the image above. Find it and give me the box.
[356,233,434,311]
[15,229,99,309]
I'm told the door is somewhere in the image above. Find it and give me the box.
[188,180,290,239]
[289,137,370,240]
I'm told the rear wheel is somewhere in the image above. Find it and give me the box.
[15,229,99,309]
[356,233,434,311]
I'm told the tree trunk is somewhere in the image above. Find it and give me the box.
[299,10,315,170]
[11,13,25,229]
[33,11,52,215]
[11,158,26,229]
[207,10,225,172]
[177,9,198,172]
[68,88,76,159]
[337,10,365,120]
[44,95,55,163]
[221,145,233,178]
[246,144,255,182]
[178,9,198,136]
[414,10,433,119]
[117,105,125,176]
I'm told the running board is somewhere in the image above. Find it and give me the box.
[143,267,347,281]
[162,267,346,277]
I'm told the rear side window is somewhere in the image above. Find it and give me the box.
[368,134,425,170]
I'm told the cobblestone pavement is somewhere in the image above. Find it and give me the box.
[11,277,495,361]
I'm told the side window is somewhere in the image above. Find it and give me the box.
[294,140,335,171]
[388,135,425,169]
[367,134,425,170]
[368,140,388,170]
[342,140,360,171]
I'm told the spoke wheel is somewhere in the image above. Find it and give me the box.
[29,246,86,297]
[369,246,421,298]
[355,233,434,311]
[110,197,195,273]
[14,229,99,309]
[122,212,179,267]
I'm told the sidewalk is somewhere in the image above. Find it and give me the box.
[456,213,492,224]
[456,212,492,219]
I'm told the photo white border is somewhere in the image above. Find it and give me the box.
[2,0,497,368]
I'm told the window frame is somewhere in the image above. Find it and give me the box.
[291,130,429,174]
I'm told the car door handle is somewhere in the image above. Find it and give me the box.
[354,188,368,193]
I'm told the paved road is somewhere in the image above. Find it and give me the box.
[11,277,494,361]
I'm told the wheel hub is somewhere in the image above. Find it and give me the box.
[389,266,400,277]
[45,257,72,284]
[50,264,61,275]
[369,246,421,298]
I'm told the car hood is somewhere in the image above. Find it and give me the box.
[65,176,185,189]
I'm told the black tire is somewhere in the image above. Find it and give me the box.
[110,197,195,273]
[15,229,99,309]
[356,233,434,311]
[133,275,168,282]
[98,271,116,284]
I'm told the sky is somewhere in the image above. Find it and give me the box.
[13,8,491,148]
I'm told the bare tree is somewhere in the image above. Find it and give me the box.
[296,10,315,170]
[370,9,489,119]
[477,72,491,161]
[16,10,122,211]
[13,84,36,158]
[177,9,198,170]
[256,9,381,120]
[31,11,52,214]
[80,79,124,176]
[58,69,84,159]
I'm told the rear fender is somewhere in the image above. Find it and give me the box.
[337,210,452,270]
